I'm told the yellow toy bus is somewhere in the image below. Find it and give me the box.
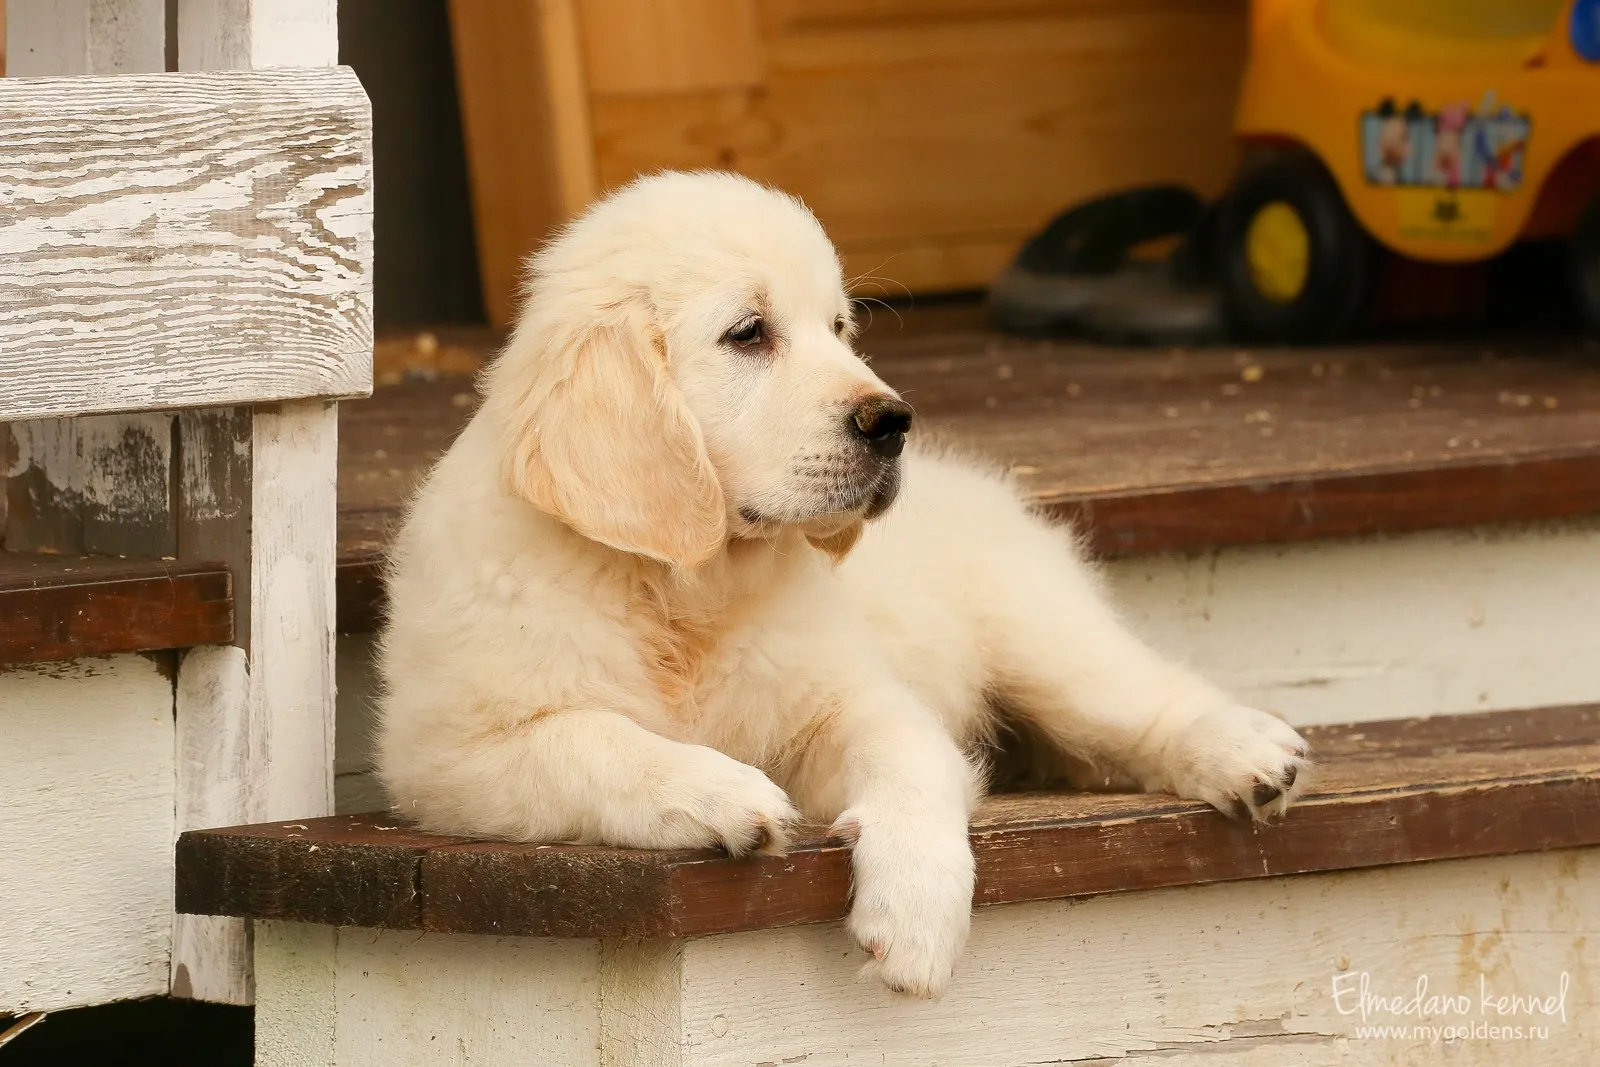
[1219,0,1600,340]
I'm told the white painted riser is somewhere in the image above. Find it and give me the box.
[0,656,175,1014]
[335,519,1600,810]
[254,848,1600,1066]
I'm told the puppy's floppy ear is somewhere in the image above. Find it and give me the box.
[481,299,727,569]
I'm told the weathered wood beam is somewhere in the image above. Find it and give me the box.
[0,66,372,421]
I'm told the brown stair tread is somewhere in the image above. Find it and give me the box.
[0,555,232,666]
[9,322,1599,656]
[335,323,1600,632]
[175,705,1600,939]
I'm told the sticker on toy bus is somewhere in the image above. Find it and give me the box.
[1360,91,1530,194]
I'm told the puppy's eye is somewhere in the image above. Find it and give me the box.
[833,316,848,337]
[725,317,766,348]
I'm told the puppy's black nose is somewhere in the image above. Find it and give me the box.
[850,395,913,459]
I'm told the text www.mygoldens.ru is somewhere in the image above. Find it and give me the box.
[1332,970,1571,1044]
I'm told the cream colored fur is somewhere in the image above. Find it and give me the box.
[377,171,1310,999]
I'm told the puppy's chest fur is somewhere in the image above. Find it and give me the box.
[625,582,728,720]
[619,539,800,732]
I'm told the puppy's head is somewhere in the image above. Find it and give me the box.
[480,171,909,570]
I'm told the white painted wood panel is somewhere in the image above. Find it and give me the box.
[177,0,339,70]
[250,850,1597,1066]
[4,0,174,572]
[255,925,603,1067]
[5,0,165,78]
[172,644,253,1002]
[169,2,349,1005]
[249,401,338,823]
[171,408,259,1005]
[172,403,341,1004]
[601,941,686,1067]
[254,921,336,1067]
[0,65,373,420]
[673,849,1597,1065]
[9,0,210,1018]
[1109,518,1600,725]
[3,413,177,556]
[0,655,176,1014]
[335,931,602,1067]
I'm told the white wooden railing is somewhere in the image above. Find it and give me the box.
[0,0,368,1011]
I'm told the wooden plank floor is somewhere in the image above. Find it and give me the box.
[335,313,1600,629]
[175,705,1600,937]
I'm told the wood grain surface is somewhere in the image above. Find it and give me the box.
[451,0,1251,322]
[0,555,232,664]
[0,66,373,420]
[332,324,1600,630]
[13,325,1599,646]
[175,705,1600,937]
[448,0,597,326]
[2,0,175,581]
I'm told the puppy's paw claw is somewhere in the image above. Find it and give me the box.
[827,813,862,846]
[738,809,797,857]
[657,747,800,856]
[1158,705,1312,824]
[1252,781,1283,808]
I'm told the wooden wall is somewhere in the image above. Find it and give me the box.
[454,0,1250,325]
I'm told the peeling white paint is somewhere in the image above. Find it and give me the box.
[251,850,1600,1065]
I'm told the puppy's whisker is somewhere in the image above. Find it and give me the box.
[852,295,905,332]
[845,255,910,299]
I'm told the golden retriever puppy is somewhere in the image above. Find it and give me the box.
[377,171,1310,998]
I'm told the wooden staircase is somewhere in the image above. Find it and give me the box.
[9,309,1600,1060]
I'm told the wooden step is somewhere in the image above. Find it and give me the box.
[0,555,232,665]
[9,317,1600,660]
[334,321,1600,632]
[176,705,1600,937]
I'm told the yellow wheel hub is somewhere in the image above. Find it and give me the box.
[1245,201,1310,304]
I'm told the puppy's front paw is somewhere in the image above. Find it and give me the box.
[1156,705,1310,823]
[653,747,800,856]
[833,810,974,999]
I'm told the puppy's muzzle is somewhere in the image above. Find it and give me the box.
[850,395,913,459]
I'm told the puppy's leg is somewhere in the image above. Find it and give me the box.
[783,689,979,999]
[981,541,1309,822]
[384,706,799,853]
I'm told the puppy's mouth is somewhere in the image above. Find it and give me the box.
[738,457,902,529]
[858,462,901,519]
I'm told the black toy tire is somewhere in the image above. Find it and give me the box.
[989,185,1210,334]
[1215,154,1375,344]
[1569,197,1600,336]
